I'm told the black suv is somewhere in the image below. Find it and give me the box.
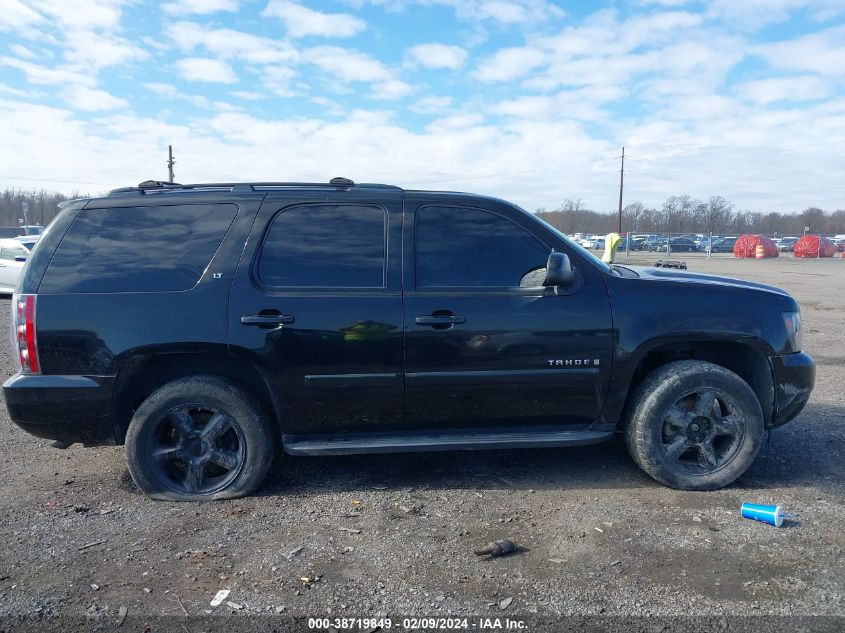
[4,179,815,501]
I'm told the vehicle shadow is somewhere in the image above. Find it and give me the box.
[257,402,845,496]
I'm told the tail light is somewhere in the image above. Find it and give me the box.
[11,294,40,374]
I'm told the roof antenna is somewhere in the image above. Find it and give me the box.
[330,176,354,189]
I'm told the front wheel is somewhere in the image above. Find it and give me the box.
[126,375,275,501]
[625,360,764,490]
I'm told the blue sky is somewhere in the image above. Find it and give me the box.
[1,0,844,212]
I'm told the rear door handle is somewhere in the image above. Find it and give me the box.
[415,315,466,326]
[241,314,296,326]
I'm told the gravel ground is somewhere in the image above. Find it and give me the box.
[0,253,843,632]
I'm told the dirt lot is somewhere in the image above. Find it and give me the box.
[0,253,843,632]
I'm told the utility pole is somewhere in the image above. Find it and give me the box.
[21,201,30,235]
[617,147,625,234]
[167,145,176,182]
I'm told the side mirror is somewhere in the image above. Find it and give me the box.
[544,252,576,287]
[14,255,28,262]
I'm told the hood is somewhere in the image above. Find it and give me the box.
[620,265,790,297]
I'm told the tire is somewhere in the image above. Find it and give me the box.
[624,360,764,490]
[126,375,275,501]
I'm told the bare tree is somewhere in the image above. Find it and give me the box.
[799,207,826,234]
[623,202,644,232]
[697,196,734,235]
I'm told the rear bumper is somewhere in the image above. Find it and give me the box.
[768,352,815,428]
[2,374,116,445]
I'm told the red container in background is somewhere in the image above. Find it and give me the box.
[734,234,779,258]
[794,235,836,258]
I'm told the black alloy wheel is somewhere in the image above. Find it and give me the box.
[147,405,246,495]
[658,388,745,474]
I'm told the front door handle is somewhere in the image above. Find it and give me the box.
[415,315,466,327]
[241,314,295,326]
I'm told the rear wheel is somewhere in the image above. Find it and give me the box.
[126,375,275,501]
[625,360,764,490]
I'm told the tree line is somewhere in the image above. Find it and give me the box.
[2,188,844,237]
[0,189,85,228]
[536,196,845,237]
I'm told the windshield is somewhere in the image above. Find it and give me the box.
[527,213,612,273]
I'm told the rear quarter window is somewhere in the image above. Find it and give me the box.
[39,204,238,293]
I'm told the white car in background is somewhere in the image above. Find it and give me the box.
[0,236,39,293]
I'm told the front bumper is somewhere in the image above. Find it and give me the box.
[2,374,117,445]
[768,351,815,428]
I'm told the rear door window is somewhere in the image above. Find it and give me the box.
[257,204,387,289]
[39,204,237,293]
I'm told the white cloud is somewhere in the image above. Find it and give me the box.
[410,95,453,114]
[0,56,96,86]
[492,85,622,121]
[303,46,391,82]
[2,1,845,215]
[371,79,413,100]
[311,96,345,116]
[2,92,845,212]
[736,75,833,104]
[26,0,127,31]
[162,0,238,14]
[231,90,264,100]
[0,84,41,98]
[176,57,239,83]
[476,1,526,23]
[0,0,46,32]
[263,1,366,38]
[64,33,148,69]
[9,44,38,59]
[260,65,299,96]
[365,0,564,24]
[472,46,544,82]
[407,43,467,69]
[61,86,128,111]
[425,112,485,131]
[167,21,299,64]
[754,25,845,77]
[707,0,845,29]
[144,82,212,109]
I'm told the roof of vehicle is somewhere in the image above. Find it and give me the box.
[106,177,403,197]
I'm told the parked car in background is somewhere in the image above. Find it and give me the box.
[639,235,663,251]
[14,235,41,252]
[626,235,647,251]
[0,238,35,293]
[646,237,671,251]
[697,236,720,252]
[709,237,738,253]
[777,237,799,252]
[834,238,845,253]
[655,237,698,253]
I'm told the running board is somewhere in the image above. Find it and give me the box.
[282,426,613,456]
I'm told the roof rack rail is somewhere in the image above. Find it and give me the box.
[107,177,403,196]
